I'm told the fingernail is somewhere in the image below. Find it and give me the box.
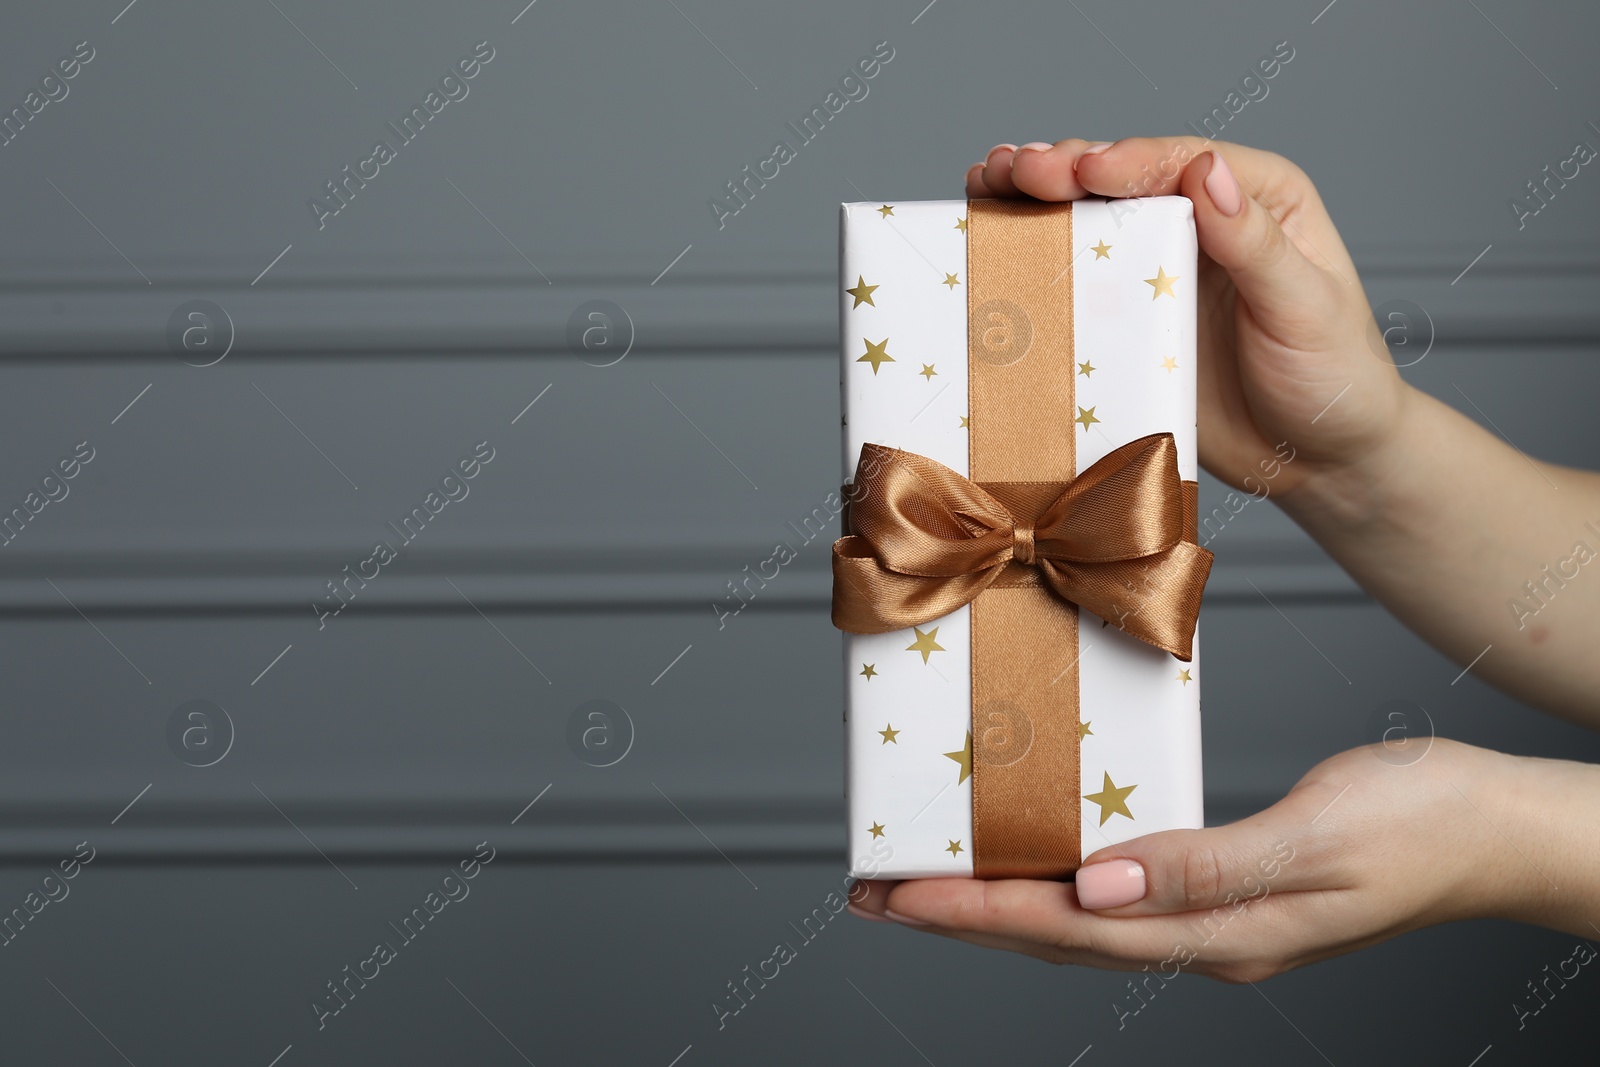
[847,904,893,924]
[1075,859,1146,909]
[1203,151,1243,217]
[988,143,1018,156]
[1079,141,1114,156]
[883,909,929,927]
[1017,141,1055,153]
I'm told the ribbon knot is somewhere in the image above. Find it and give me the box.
[832,432,1212,660]
[1011,524,1036,566]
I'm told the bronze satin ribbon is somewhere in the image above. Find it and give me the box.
[831,435,1212,660]
[832,200,1210,879]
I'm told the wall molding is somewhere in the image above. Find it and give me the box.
[3,248,1599,358]
[0,544,1362,616]
[0,798,1273,864]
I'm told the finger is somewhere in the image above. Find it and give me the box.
[1071,136,1329,241]
[964,163,987,198]
[1180,151,1341,335]
[914,925,1173,971]
[1074,136,1353,281]
[979,144,1022,197]
[1006,139,1103,201]
[1074,781,1346,917]
[914,926,1077,965]
[883,876,1280,966]
[848,878,900,918]
[902,908,1295,976]
[882,877,1192,962]
[886,877,1071,934]
[853,879,1098,964]
[1071,136,1268,200]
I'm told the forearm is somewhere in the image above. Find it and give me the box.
[1278,385,1600,722]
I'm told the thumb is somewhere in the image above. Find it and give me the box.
[1181,151,1338,336]
[1074,794,1322,916]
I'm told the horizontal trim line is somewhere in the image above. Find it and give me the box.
[4,258,1600,357]
[0,800,1277,863]
[0,245,1595,287]
[0,556,1364,615]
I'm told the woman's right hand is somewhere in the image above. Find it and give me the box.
[968,137,1409,505]
[974,137,1600,727]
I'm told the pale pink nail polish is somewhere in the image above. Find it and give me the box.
[1204,152,1243,217]
[884,909,929,927]
[847,904,893,924]
[1079,141,1114,156]
[1017,141,1055,153]
[1075,859,1146,909]
[988,143,1018,156]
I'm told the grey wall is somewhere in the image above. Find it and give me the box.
[1,0,1597,1064]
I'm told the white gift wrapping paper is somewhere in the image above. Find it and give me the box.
[840,196,1203,879]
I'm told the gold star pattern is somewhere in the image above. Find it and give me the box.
[1145,266,1179,299]
[877,204,895,217]
[857,337,894,375]
[845,275,879,309]
[1077,360,1095,378]
[1177,669,1192,685]
[955,217,968,232]
[869,822,887,839]
[1084,772,1137,826]
[860,663,877,680]
[879,724,900,744]
[943,273,960,289]
[944,730,973,784]
[1090,238,1112,259]
[1160,355,1178,373]
[959,415,970,428]
[1079,721,1093,739]
[1075,405,1100,431]
[920,364,937,380]
[945,839,964,857]
[906,625,945,663]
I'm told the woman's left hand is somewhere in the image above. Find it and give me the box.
[851,739,1588,982]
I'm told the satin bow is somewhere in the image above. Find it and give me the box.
[831,433,1212,660]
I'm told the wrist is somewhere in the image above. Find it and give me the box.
[1477,752,1600,935]
[1272,379,1430,537]
[1396,742,1533,927]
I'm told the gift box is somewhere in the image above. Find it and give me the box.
[836,196,1209,880]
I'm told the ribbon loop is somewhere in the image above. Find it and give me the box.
[832,431,1211,660]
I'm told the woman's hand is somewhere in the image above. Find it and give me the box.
[852,740,1600,981]
[969,138,1600,720]
[967,137,1407,502]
